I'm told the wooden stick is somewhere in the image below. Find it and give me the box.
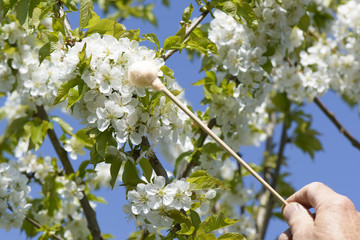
[158,84,288,206]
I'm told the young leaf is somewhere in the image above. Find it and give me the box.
[80,0,93,28]
[294,121,322,159]
[176,223,195,235]
[164,36,183,50]
[182,3,194,23]
[51,116,73,135]
[53,77,82,106]
[84,10,125,38]
[143,33,161,50]
[187,170,228,190]
[166,209,192,226]
[198,213,239,233]
[218,233,246,240]
[42,173,61,217]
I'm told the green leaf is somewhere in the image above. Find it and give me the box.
[166,209,192,226]
[222,1,237,16]
[160,65,174,79]
[122,161,143,189]
[39,42,51,65]
[298,13,310,32]
[261,58,273,75]
[78,160,91,178]
[236,2,258,31]
[80,0,93,28]
[187,170,228,190]
[87,193,108,204]
[52,15,66,36]
[103,233,115,239]
[67,83,88,109]
[182,3,194,23]
[75,128,94,148]
[95,129,114,157]
[109,155,123,189]
[29,118,50,150]
[164,35,183,50]
[195,233,217,240]
[294,121,322,159]
[118,29,141,41]
[272,92,291,113]
[143,33,161,50]
[190,209,201,231]
[139,158,153,182]
[42,173,61,217]
[53,77,83,106]
[51,116,73,135]
[177,223,195,235]
[186,32,218,55]
[20,213,38,237]
[198,213,239,233]
[218,233,246,240]
[84,10,125,38]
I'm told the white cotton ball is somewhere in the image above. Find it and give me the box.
[128,60,159,88]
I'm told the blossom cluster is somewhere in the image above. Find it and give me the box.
[0,20,188,160]
[69,33,188,147]
[0,162,31,231]
[14,140,96,239]
[123,176,215,237]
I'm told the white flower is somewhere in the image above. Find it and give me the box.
[169,180,192,211]
[96,100,124,132]
[146,176,174,209]
[127,184,151,215]
[115,111,142,145]
[64,136,86,160]
[198,189,216,213]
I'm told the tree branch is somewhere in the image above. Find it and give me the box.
[163,11,209,61]
[257,115,289,240]
[8,205,64,240]
[25,215,64,240]
[314,97,360,151]
[36,106,103,240]
[141,137,171,184]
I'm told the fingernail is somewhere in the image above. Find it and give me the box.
[283,202,300,221]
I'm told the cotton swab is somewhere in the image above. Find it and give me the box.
[128,61,288,206]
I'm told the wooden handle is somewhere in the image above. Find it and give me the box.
[160,86,288,206]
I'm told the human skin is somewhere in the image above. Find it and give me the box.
[279,182,360,240]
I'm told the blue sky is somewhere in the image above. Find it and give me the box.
[1,1,360,239]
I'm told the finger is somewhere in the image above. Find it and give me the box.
[278,229,291,240]
[283,202,314,239]
[286,182,339,211]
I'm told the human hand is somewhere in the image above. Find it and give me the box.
[279,182,360,240]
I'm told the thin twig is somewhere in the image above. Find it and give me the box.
[36,106,103,240]
[314,97,360,150]
[56,2,74,42]
[163,11,209,61]
[258,116,289,240]
[25,215,64,240]
[8,206,64,240]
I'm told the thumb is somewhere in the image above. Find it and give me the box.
[283,202,314,239]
